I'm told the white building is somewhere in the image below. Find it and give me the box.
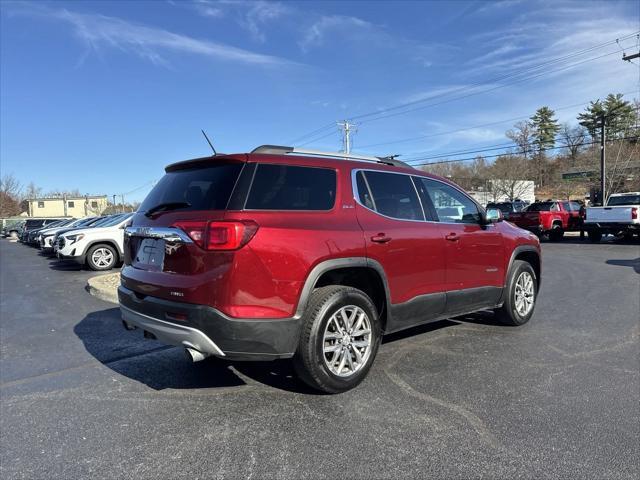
[467,180,535,206]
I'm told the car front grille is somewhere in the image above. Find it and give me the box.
[57,237,65,249]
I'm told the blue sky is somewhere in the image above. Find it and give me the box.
[1,0,639,202]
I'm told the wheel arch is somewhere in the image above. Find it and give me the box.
[295,258,392,331]
[506,246,541,286]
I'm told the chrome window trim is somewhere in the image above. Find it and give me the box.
[410,176,428,221]
[351,168,490,226]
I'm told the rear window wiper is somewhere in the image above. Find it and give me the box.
[144,201,191,217]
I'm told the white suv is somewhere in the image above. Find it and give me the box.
[56,213,134,270]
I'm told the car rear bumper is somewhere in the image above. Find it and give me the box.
[584,222,639,231]
[118,285,300,361]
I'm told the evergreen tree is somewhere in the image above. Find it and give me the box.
[577,93,635,140]
[577,100,604,139]
[529,106,560,187]
[530,106,560,155]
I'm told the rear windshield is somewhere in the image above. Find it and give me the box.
[526,202,555,212]
[607,194,640,206]
[140,163,243,213]
[488,203,513,213]
[245,164,336,211]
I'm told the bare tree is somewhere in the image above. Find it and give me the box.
[506,121,533,159]
[487,154,533,201]
[0,173,22,200]
[561,123,587,164]
[23,182,42,201]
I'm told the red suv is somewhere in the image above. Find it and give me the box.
[119,146,541,393]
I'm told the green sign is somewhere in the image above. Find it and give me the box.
[562,171,595,180]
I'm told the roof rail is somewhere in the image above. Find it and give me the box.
[251,145,414,169]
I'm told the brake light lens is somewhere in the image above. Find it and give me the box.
[632,207,638,220]
[173,220,258,250]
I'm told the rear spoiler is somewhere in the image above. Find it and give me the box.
[165,155,245,172]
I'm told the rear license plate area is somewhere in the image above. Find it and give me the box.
[132,238,165,271]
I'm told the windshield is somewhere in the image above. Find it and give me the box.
[95,213,132,228]
[91,215,122,227]
[53,219,74,227]
[526,202,555,212]
[140,162,243,213]
[607,194,640,206]
[69,217,95,228]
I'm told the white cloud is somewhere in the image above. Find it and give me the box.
[190,0,290,42]
[7,3,294,67]
[299,15,373,51]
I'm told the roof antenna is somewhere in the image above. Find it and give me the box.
[201,130,217,156]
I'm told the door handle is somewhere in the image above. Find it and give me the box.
[371,233,392,244]
[445,233,460,242]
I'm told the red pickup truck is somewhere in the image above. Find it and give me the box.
[509,200,583,241]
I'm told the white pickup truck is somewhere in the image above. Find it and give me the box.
[584,192,640,243]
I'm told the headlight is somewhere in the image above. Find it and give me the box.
[66,233,85,244]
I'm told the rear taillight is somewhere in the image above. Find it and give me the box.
[632,207,638,220]
[173,220,258,250]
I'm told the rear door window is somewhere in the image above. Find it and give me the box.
[359,171,424,221]
[245,164,336,210]
[140,162,243,213]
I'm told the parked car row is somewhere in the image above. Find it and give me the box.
[5,213,134,271]
[497,194,640,242]
[485,200,529,219]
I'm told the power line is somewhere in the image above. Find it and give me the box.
[287,122,336,145]
[358,89,638,151]
[356,49,625,127]
[297,128,340,147]
[410,136,637,168]
[352,32,639,124]
[287,32,639,146]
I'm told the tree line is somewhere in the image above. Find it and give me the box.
[422,92,639,202]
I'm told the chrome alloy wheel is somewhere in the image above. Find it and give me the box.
[322,305,372,377]
[92,247,114,268]
[514,271,535,316]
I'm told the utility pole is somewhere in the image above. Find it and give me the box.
[112,194,117,212]
[599,114,606,205]
[121,194,125,213]
[337,120,357,154]
[622,51,640,62]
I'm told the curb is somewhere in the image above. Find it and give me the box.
[86,272,120,304]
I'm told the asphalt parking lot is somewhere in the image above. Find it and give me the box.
[1,237,638,479]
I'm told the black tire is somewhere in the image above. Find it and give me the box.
[494,260,538,326]
[293,285,381,394]
[86,244,118,271]
[549,224,564,242]
[587,229,602,243]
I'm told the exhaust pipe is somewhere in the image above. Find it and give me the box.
[185,347,210,363]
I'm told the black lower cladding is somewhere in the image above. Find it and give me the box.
[386,287,503,333]
[118,286,301,360]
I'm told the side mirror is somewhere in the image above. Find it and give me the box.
[486,208,504,223]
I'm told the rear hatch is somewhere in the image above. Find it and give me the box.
[121,157,250,306]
